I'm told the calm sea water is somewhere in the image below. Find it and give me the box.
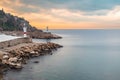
[4,29,120,80]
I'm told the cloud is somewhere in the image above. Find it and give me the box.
[1,0,120,29]
[0,0,40,15]
[18,5,120,29]
[20,0,120,11]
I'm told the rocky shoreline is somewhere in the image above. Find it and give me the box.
[0,42,63,74]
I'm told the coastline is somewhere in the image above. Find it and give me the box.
[0,37,63,80]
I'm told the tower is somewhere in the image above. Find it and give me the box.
[23,23,27,37]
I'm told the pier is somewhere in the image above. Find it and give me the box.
[0,34,62,70]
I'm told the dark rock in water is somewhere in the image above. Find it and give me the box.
[50,52,53,55]
[10,65,22,70]
[33,61,39,63]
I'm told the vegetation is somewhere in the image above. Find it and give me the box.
[0,9,42,32]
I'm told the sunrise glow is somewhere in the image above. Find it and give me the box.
[0,0,120,29]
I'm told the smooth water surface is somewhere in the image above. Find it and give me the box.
[4,29,120,80]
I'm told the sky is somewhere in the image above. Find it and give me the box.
[0,0,120,29]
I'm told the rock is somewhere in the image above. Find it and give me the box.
[2,59,8,64]
[33,61,39,63]
[15,63,22,69]
[22,59,27,64]
[30,51,35,54]
[8,57,18,63]
[0,42,63,71]
[10,64,22,69]
[2,55,9,59]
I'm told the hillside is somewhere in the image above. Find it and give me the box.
[0,9,61,39]
[0,9,42,32]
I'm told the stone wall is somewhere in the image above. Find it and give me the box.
[0,37,32,49]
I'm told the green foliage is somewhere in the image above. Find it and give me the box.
[0,9,40,32]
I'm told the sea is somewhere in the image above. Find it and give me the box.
[4,29,120,80]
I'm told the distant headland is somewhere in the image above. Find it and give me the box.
[0,9,62,39]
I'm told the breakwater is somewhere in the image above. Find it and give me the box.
[0,37,32,49]
[1,31,62,39]
[0,37,62,73]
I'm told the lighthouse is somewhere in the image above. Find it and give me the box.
[23,23,27,37]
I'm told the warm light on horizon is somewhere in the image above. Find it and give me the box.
[0,0,120,29]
